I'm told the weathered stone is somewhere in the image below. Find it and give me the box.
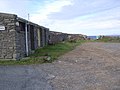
[13,53,20,60]
[49,31,68,44]
[9,29,15,32]
[4,18,10,21]
[8,47,14,49]
[0,13,16,60]
[7,23,15,26]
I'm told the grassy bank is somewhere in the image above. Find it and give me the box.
[0,40,85,65]
[95,36,120,43]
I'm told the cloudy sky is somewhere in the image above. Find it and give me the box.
[0,0,120,35]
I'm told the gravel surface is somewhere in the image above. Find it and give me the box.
[0,42,120,90]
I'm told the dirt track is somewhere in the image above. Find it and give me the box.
[0,42,120,90]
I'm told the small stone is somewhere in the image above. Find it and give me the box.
[46,56,51,61]
[75,60,78,62]
[90,58,92,60]
[46,74,55,80]
[58,61,62,63]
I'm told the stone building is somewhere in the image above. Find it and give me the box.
[0,12,49,60]
[48,31,68,45]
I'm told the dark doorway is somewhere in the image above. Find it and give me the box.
[30,25,35,50]
[44,29,47,45]
[18,21,26,56]
[40,28,43,47]
[19,22,25,31]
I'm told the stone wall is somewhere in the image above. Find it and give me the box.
[68,34,87,41]
[0,13,17,60]
[49,32,87,44]
[48,31,68,44]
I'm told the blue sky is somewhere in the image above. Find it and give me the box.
[0,0,120,35]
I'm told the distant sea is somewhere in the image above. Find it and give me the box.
[88,35,120,39]
[87,36,97,39]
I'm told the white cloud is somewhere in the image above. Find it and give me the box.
[30,0,73,24]
[29,0,120,35]
[0,0,120,35]
[45,3,120,35]
[47,12,120,35]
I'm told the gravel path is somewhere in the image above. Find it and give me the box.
[0,42,120,90]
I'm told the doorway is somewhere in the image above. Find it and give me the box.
[30,25,35,50]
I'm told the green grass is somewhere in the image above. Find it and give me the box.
[0,40,85,65]
[94,37,120,43]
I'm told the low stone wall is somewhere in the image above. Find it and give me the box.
[48,31,68,44]
[68,34,87,41]
[48,32,87,45]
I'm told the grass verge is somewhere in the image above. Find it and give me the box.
[94,37,120,43]
[0,40,85,65]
